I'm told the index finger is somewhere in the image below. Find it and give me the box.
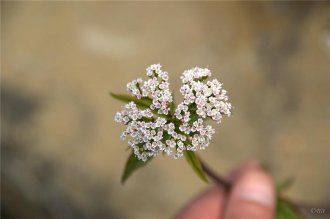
[175,186,225,219]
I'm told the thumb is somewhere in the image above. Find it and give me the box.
[224,165,275,219]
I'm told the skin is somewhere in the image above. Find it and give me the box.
[175,161,275,219]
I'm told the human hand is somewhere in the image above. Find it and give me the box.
[175,161,275,219]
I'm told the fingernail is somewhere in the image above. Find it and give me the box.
[238,172,275,207]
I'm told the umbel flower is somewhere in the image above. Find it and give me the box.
[114,64,232,163]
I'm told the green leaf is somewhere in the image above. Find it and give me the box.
[276,198,302,219]
[275,179,302,219]
[276,178,294,193]
[110,92,152,109]
[184,151,208,183]
[121,152,152,184]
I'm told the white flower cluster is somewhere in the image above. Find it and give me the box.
[115,64,232,161]
[126,64,172,115]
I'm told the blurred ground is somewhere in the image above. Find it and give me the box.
[1,2,330,219]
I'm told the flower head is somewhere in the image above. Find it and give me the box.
[115,64,232,161]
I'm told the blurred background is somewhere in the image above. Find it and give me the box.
[1,1,330,219]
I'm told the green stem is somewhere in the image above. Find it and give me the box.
[198,157,231,191]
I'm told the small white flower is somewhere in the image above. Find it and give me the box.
[115,64,232,161]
